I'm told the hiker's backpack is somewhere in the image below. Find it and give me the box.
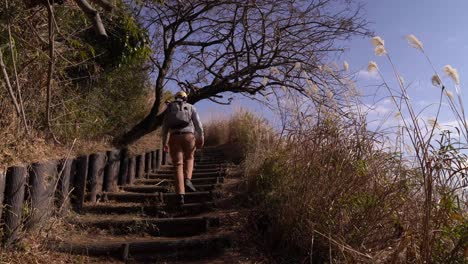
[165,101,192,129]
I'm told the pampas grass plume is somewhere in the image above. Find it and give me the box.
[368,61,378,72]
[343,61,349,71]
[406,34,423,50]
[431,75,442,87]
[444,65,460,85]
[371,36,384,47]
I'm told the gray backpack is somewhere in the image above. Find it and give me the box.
[165,101,192,129]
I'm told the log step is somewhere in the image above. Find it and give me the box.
[122,185,169,193]
[147,172,223,180]
[135,177,224,186]
[81,202,215,216]
[70,216,220,237]
[121,184,220,193]
[105,191,215,204]
[161,164,226,170]
[54,233,232,261]
[164,191,215,204]
[154,168,222,174]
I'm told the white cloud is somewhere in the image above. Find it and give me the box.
[357,70,379,81]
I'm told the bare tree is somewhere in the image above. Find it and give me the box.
[117,0,370,145]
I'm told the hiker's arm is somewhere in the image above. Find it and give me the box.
[192,106,204,145]
[192,106,203,137]
[161,114,169,149]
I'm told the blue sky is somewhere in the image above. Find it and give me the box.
[194,0,468,131]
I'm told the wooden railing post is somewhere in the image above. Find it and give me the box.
[118,148,129,187]
[72,155,89,212]
[27,161,58,230]
[3,165,27,246]
[145,152,151,175]
[136,154,144,179]
[104,149,120,192]
[56,158,73,215]
[87,152,106,203]
[0,168,6,221]
[127,156,136,185]
[155,149,161,170]
[162,151,168,166]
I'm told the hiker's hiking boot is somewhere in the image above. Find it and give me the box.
[185,178,197,192]
[177,194,185,207]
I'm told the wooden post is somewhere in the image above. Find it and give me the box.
[151,151,157,172]
[127,156,136,185]
[145,152,151,175]
[155,149,161,170]
[161,151,168,165]
[27,161,58,230]
[118,149,129,186]
[87,152,106,203]
[136,154,145,179]
[56,158,73,215]
[72,155,88,211]
[2,165,27,246]
[0,168,6,221]
[104,149,120,192]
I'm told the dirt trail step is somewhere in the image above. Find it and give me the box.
[54,147,234,262]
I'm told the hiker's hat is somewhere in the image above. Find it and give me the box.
[175,91,188,99]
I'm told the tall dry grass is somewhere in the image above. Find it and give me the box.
[214,69,467,263]
[204,110,275,162]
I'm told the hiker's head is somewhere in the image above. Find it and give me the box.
[174,91,188,101]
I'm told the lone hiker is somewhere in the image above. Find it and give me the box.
[162,91,204,206]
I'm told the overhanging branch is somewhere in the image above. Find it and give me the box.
[74,0,108,38]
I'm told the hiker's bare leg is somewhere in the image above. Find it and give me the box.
[182,133,196,180]
[169,135,185,194]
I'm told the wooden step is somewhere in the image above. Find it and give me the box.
[105,191,215,204]
[163,191,215,204]
[135,177,224,186]
[81,202,215,216]
[155,168,222,174]
[122,185,169,193]
[161,164,226,170]
[121,184,220,193]
[54,233,232,261]
[69,216,220,237]
[147,172,223,180]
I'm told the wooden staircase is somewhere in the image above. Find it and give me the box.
[53,147,233,262]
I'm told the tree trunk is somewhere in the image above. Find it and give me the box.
[56,158,73,215]
[27,161,57,230]
[87,152,106,203]
[2,165,27,247]
[72,155,89,211]
[116,107,165,146]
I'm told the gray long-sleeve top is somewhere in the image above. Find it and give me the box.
[161,101,204,146]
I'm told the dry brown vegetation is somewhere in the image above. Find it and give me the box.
[205,107,467,263]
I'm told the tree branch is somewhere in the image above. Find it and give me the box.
[74,0,108,38]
